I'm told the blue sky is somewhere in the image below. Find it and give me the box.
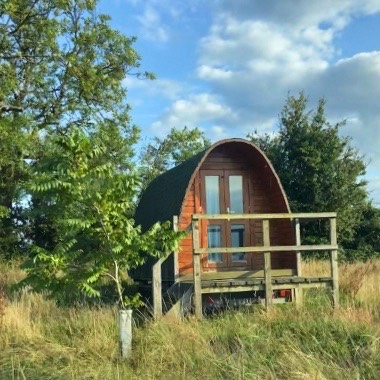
[99,0,380,205]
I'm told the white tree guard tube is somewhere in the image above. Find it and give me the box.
[119,309,133,359]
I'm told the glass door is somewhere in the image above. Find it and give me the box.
[201,169,251,270]
[201,170,227,268]
[226,221,250,267]
[225,170,251,268]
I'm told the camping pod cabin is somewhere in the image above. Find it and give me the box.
[133,138,297,285]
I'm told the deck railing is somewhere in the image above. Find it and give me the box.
[191,212,339,318]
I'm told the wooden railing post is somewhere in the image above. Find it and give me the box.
[330,217,339,308]
[152,259,163,318]
[152,215,179,319]
[293,218,303,306]
[192,218,202,318]
[295,218,301,276]
[263,219,272,309]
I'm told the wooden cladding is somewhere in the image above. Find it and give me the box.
[178,145,297,276]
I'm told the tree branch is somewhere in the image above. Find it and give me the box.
[0,103,23,113]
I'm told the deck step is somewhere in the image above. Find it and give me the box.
[198,276,333,293]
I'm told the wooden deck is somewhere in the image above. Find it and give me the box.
[178,270,332,294]
[178,269,296,282]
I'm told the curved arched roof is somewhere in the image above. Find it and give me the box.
[135,138,290,231]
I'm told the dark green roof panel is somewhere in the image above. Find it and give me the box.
[135,150,205,231]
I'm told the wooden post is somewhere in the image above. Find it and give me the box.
[292,284,303,306]
[192,219,202,318]
[263,219,272,309]
[295,218,301,277]
[152,259,162,318]
[294,218,303,306]
[330,217,339,308]
[173,215,179,281]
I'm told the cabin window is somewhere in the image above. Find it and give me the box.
[207,225,223,263]
[205,175,220,214]
[229,175,244,214]
[231,224,246,262]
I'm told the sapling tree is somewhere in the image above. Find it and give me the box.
[23,128,183,308]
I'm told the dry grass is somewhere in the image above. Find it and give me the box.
[0,259,26,285]
[0,291,125,379]
[302,259,380,304]
[0,260,379,379]
[301,259,331,277]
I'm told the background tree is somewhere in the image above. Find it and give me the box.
[0,0,186,306]
[139,126,211,192]
[0,113,35,256]
[344,204,380,261]
[248,93,375,259]
[0,0,153,257]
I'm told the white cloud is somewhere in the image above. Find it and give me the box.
[192,1,380,201]
[209,125,228,141]
[197,65,233,81]
[307,52,380,171]
[218,0,380,30]
[149,93,237,137]
[128,0,206,43]
[136,5,168,42]
[199,17,333,85]
[123,76,182,100]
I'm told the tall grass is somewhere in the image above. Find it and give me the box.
[301,259,380,301]
[302,259,380,319]
[0,260,379,379]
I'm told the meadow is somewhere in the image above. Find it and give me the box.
[0,260,379,379]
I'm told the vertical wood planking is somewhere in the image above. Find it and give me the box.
[152,259,162,318]
[192,219,202,318]
[178,183,196,276]
[173,215,179,281]
[330,217,339,308]
[263,219,272,309]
